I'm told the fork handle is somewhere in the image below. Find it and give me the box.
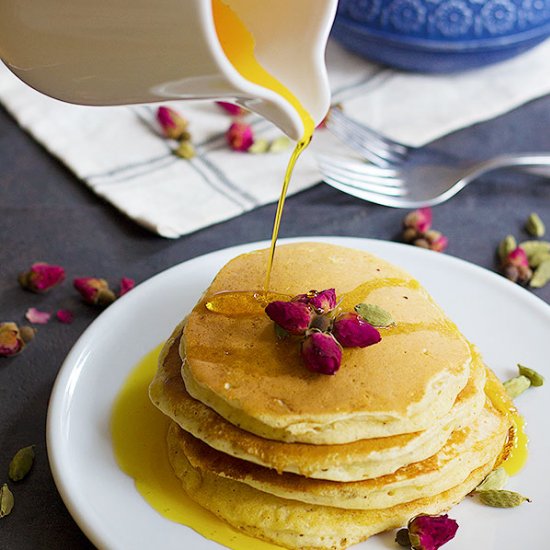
[477,153,550,174]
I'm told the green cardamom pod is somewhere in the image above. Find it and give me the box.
[8,445,35,482]
[518,364,545,387]
[525,212,546,237]
[269,136,292,153]
[530,259,550,288]
[529,251,550,268]
[478,489,530,508]
[503,375,531,399]
[248,139,270,154]
[497,235,517,263]
[475,467,508,492]
[519,240,550,259]
[354,303,395,327]
[0,484,14,518]
[173,140,195,160]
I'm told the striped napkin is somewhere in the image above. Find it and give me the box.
[2,39,550,238]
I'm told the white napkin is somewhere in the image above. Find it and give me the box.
[2,39,550,238]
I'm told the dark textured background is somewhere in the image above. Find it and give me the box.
[1,94,550,549]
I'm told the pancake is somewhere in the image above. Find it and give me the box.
[181,242,473,444]
[167,396,509,510]
[167,422,498,550]
[150,324,487,481]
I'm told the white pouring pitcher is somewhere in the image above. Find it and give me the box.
[0,0,337,139]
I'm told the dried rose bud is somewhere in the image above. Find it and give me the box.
[503,264,519,282]
[404,207,432,233]
[226,121,254,152]
[73,277,116,307]
[301,332,342,375]
[18,262,65,293]
[56,310,74,324]
[216,101,247,116]
[332,312,381,348]
[412,238,430,249]
[516,264,533,284]
[25,308,51,325]
[0,323,25,357]
[292,289,337,314]
[156,106,189,140]
[506,247,529,268]
[407,514,458,550]
[429,234,449,252]
[265,301,312,335]
[119,277,135,297]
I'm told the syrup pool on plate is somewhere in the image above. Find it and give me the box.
[111,346,281,550]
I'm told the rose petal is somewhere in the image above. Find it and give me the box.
[265,301,312,335]
[408,514,459,550]
[301,332,342,375]
[226,122,254,152]
[25,308,51,325]
[19,262,65,293]
[119,277,135,297]
[332,312,381,348]
[56,310,74,324]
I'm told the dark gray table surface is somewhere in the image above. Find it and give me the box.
[1,94,550,549]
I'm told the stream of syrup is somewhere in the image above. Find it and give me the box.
[212,0,315,293]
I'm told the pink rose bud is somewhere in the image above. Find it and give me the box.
[56,310,74,324]
[0,322,32,357]
[265,301,313,335]
[408,514,459,550]
[332,312,381,348]
[73,277,116,307]
[507,247,529,268]
[156,106,189,140]
[226,121,254,152]
[404,207,432,233]
[216,101,247,116]
[293,289,337,314]
[18,262,65,293]
[301,332,342,375]
[119,277,135,297]
[25,307,51,325]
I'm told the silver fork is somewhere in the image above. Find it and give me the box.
[318,153,550,208]
[325,108,411,168]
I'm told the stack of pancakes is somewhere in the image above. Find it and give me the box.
[150,242,510,550]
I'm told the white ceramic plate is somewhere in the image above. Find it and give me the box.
[47,237,550,550]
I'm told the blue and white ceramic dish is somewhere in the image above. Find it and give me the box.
[332,0,550,72]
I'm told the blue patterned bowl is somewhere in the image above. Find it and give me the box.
[332,0,550,72]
